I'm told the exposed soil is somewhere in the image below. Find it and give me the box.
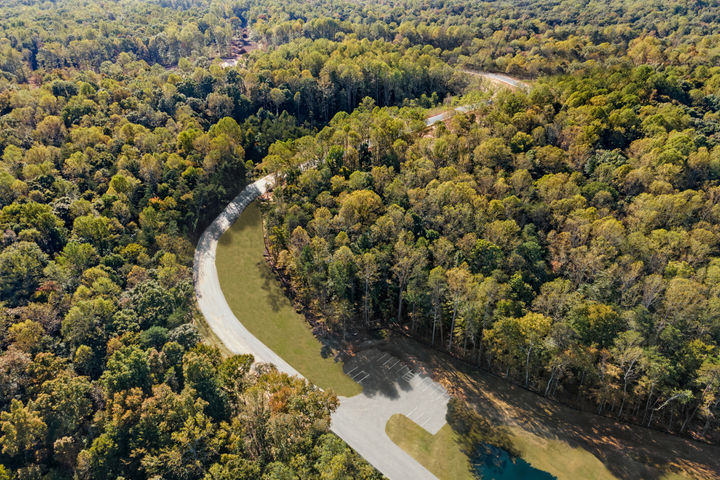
[219,28,260,67]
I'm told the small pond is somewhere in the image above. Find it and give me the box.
[472,443,556,480]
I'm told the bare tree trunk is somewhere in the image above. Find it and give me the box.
[647,407,656,427]
[642,384,654,425]
[619,386,628,418]
[619,359,637,419]
[525,345,533,388]
[545,368,556,397]
[448,300,458,351]
[431,308,438,345]
[681,395,704,433]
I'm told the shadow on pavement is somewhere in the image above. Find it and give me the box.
[343,348,419,399]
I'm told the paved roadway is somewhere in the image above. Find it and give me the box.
[425,103,477,127]
[425,70,528,127]
[193,174,449,480]
[463,69,530,90]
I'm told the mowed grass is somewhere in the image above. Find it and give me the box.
[384,413,614,480]
[508,426,698,480]
[507,426,616,480]
[385,414,475,480]
[385,412,619,480]
[384,337,718,480]
[215,201,361,396]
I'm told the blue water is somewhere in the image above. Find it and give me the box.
[472,443,556,480]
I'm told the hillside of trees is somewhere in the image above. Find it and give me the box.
[2,0,720,478]
[264,63,720,442]
[0,1,459,478]
[0,56,386,480]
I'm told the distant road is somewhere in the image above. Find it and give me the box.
[425,70,530,126]
[463,69,531,90]
[425,104,475,127]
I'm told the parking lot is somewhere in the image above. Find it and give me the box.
[341,348,450,434]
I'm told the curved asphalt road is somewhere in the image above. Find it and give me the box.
[463,69,530,90]
[194,174,448,480]
[194,71,531,478]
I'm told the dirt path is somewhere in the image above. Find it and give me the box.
[219,28,259,68]
[425,104,476,126]
[425,70,530,128]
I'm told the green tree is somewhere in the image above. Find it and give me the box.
[100,346,152,395]
[0,399,46,458]
[486,312,552,387]
[0,241,48,306]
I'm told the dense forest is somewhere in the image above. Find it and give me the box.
[266,66,720,440]
[2,0,720,478]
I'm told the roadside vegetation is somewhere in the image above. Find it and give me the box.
[216,201,361,395]
[2,0,720,478]
[388,337,720,480]
[265,64,720,442]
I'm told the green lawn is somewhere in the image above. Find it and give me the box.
[215,201,361,397]
[384,413,620,480]
[507,426,616,480]
[385,414,475,480]
[506,426,692,480]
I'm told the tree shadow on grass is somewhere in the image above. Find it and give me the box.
[395,337,720,480]
[320,344,334,359]
[217,227,233,246]
[256,259,284,313]
[446,397,518,457]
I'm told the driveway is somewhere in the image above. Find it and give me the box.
[194,175,450,480]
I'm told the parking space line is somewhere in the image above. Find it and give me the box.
[390,362,406,374]
[356,373,370,383]
[415,413,429,425]
[346,366,359,376]
[386,359,400,370]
